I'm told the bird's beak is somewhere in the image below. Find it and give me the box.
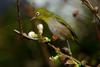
[30,16,36,21]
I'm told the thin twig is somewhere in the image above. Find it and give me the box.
[48,43,81,64]
[14,29,34,40]
[81,0,100,42]
[16,0,23,35]
[81,0,100,22]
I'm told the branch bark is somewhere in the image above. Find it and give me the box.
[16,0,23,35]
[81,0,100,42]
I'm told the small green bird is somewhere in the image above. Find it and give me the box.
[31,8,79,55]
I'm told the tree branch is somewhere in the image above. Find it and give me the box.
[14,29,56,67]
[14,29,81,66]
[81,0,100,42]
[81,0,100,22]
[16,0,23,35]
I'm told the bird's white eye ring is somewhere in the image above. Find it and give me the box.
[35,12,40,16]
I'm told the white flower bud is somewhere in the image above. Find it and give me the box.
[28,31,38,40]
[37,23,43,35]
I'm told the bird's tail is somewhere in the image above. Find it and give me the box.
[72,37,80,47]
[68,27,80,46]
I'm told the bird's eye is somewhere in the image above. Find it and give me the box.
[35,12,40,16]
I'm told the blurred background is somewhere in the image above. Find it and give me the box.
[0,0,100,67]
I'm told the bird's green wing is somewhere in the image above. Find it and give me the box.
[55,15,78,41]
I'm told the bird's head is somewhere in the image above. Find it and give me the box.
[31,8,52,21]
